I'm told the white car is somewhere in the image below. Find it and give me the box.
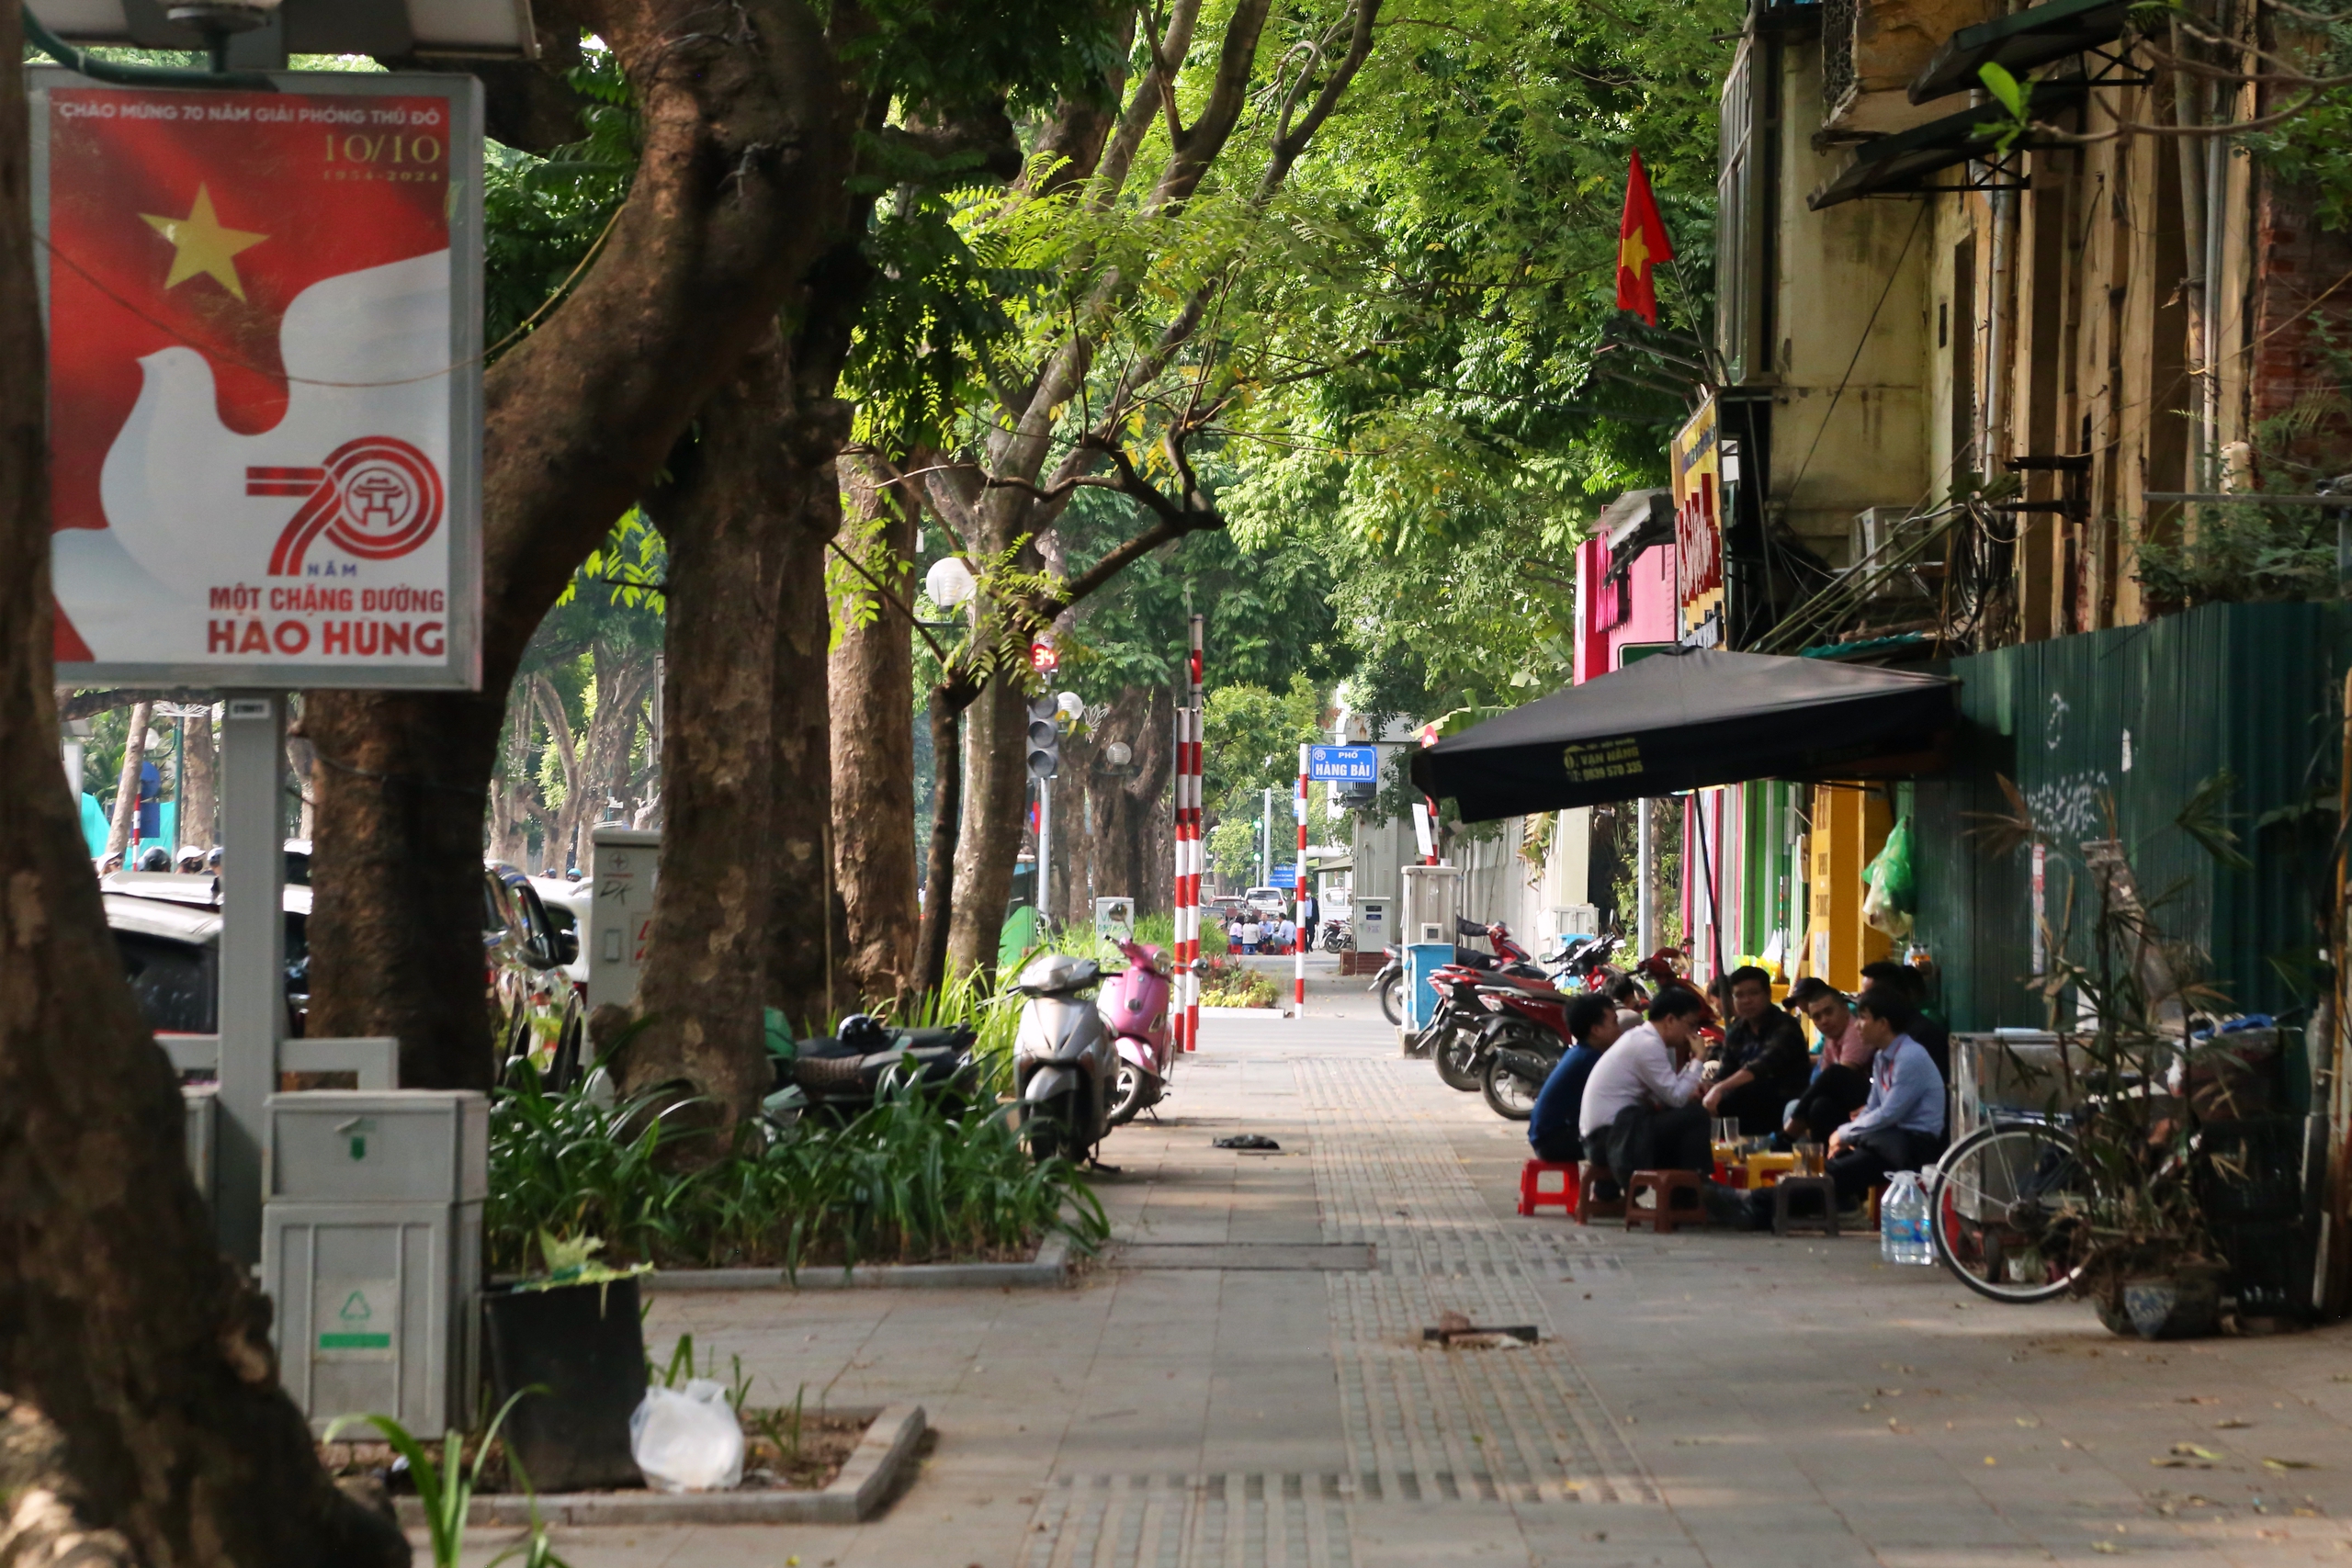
[529,875,594,993]
[1243,886,1290,917]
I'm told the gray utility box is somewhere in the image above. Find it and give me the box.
[262,1091,489,1436]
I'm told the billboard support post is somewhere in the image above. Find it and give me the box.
[214,691,284,1263]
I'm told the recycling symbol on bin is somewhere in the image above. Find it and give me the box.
[338,1291,372,1325]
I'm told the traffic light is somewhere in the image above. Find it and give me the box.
[1026,696,1059,779]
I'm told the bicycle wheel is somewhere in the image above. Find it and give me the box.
[1928,1122,2091,1303]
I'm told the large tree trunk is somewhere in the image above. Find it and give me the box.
[305,0,851,1089]
[1049,720,1096,930]
[1089,684,1173,919]
[571,637,655,852]
[829,460,920,1003]
[0,14,404,1556]
[914,687,971,997]
[180,705,217,852]
[102,699,152,864]
[761,420,851,1036]
[946,669,1034,980]
[487,704,535,867]
[622,336,794,1128]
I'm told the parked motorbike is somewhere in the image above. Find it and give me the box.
[1422,972,1500,1089]
[1318,918,1351,953]
[1476,988,1576,1120]
[1102,937,1174,1125]
[1372,945,1407,1026]
[1012,952,1117,1164]
[774,1013,979,1122]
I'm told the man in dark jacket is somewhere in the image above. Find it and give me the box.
[1528,995,1623,1164]
[1703,966,1809,1137]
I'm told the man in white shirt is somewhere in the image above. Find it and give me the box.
[1577,987,1714,1190]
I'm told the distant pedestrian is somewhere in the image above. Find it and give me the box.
[1239,917,1261,954]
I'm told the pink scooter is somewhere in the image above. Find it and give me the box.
[1101,937,1174,1125]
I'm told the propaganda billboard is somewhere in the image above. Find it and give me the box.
[1671,397,1723,648]
[30,68,482,688]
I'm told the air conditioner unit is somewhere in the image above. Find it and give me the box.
[1848,506,1944,580]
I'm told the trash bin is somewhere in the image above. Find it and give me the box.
[262,1090,486,1435]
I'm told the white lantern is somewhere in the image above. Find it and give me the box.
[923,557,976,609]
[1055,692,1085,721]
[1102,741,1134,769]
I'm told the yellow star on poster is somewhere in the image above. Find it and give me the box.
[1619,225,1651,281]
[141,184,267,300]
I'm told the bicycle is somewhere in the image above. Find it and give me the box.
[1925,1112,2093,1303]
[1927,1098,2201,1304]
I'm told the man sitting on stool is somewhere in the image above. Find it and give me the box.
[1703,965,1809,1138]
[1784,978,1872,1143]
[1527,995,1623,1165]
[1577,987,1713,1194]
[1823,985,1948,1204]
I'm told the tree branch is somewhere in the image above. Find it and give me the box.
[825,537,951,663]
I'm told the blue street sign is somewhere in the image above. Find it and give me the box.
[1307,745,1378,784]
[1269,865,1298,888]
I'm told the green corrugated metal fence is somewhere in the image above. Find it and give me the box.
[1913,603,2351,1032]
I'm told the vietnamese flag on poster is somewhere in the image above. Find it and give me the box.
[1615,148,1674,328]
[43,85,459,671]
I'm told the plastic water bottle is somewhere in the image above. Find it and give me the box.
[1881,1171,1933,1266]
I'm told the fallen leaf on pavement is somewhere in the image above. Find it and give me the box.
[2266,1458,2319,1471]
[2216,1419,2253,1429]
[2092,1541,2120,1554]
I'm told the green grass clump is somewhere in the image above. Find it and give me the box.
[486,1063,1107,1278]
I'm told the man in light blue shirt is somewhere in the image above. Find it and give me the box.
[1823,986,1948,1203]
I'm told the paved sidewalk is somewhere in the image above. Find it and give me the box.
[445,995,2352,1567]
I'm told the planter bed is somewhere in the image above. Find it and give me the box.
[362,1403,927,1528]
[639,1233,1071,1292]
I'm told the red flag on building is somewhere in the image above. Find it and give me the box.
[1616,149,1675,327]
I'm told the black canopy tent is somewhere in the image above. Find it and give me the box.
[1408,649,1956,821]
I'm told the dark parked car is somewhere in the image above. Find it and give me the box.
[103,863,585,1084]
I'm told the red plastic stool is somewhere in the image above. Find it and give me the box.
[1518,1159,1580,1217]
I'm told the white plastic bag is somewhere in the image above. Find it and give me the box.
[629,1379,745,1492]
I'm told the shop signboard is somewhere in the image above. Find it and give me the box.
[31,68,483,689]
[1672,398,1723,647]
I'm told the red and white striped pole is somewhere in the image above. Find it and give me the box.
[1183,615,1204,1049]
[1293,742,1308,1018]
[1170,700,1190,1055]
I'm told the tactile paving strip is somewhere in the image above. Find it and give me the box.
[1021,1055,1659,1565]
[1299,1056,1656,1506]
[1015,1473,1355,1568]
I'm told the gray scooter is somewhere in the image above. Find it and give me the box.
[1013,952,1116,1164]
